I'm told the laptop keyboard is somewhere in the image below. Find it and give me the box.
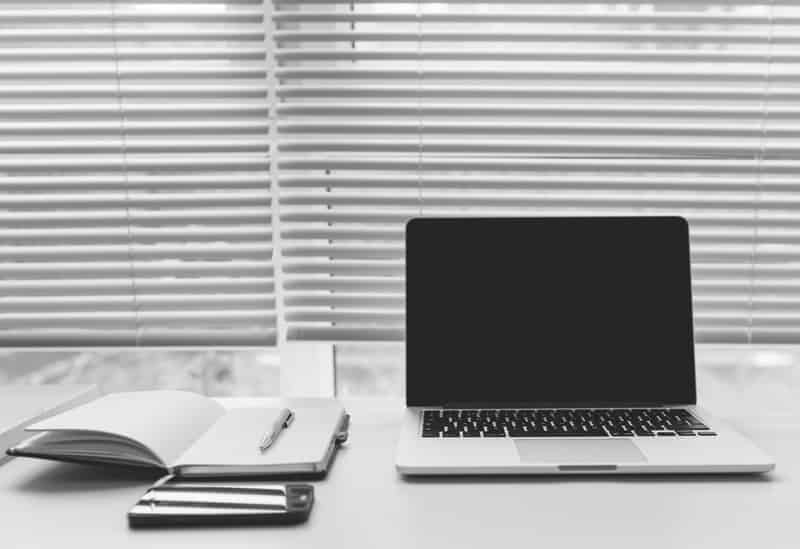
[421,408,716,438]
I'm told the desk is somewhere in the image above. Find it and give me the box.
[0,369,797,548]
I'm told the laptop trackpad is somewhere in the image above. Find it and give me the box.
[514,439,646,465]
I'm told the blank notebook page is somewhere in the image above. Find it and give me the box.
[28,391,225,467]
[173,406,342,469]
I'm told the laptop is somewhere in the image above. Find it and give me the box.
[396,216,774,475]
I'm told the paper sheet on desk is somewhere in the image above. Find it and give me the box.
[172,404,345,471]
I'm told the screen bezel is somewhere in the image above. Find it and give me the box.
[405,216,697,407]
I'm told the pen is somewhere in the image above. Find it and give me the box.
[259,409,294,453]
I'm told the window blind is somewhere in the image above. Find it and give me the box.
[276,0,800,343]
[0,0,276,346]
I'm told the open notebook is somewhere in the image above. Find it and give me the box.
[7,391,348,478]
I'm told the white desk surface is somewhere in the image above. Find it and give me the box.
[0,388,797,549]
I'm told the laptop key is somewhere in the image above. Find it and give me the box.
[510,430,607,438]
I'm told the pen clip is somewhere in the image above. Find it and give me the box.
[336,413,350,444]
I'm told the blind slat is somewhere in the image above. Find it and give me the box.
[276,49,800,63]
[274,30,794,44]
[273,11,791,25]
[0,27,267,42]
[0,278,275,296]
[279,175,800,192]
[1,226,272,244]
[0,207,272,227]
[277,103,800,119]
[0,83,269,99]
[279,139,795,156]
[1,263,273,280]
[0,329,277,348]
[0,311,276,328]
[0,294,274,311]
[0,174,270,191]
[277,84,800,101]
[0,120,271,135]
[272,0,795,5]
[280,193,800,210]
[0,243,272,261]
[276,67,795,81]
[277,157,799,173]
[0,102,269,116]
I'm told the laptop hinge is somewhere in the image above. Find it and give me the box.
[440,402,695,409]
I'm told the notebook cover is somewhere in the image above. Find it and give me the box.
[171,409,349,480]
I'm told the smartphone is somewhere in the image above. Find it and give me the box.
[128,477,314,528]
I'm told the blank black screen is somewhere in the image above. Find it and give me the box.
[406,217,696,407]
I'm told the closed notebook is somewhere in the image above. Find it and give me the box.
[7,391,348,478]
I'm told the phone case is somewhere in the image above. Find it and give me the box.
[128,479,314,528]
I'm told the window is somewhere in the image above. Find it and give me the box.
[0,1,276,347]
[275,0,800,345]
[3,1,800,396]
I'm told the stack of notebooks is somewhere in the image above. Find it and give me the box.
[8,390,349,479]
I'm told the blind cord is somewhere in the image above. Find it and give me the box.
[267,0,285,344]
[416,0,422,218]
[110,0,142,345]
[749,0,774,345]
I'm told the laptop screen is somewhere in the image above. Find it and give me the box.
[406,217,696,407]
